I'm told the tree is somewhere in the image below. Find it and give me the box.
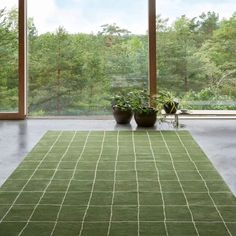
[98,23,131,47]
[197,11,219,40]
[158,16,203,93]
[28,27,82,115]
[201,13,236,97]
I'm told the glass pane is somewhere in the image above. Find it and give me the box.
[0,0,18,112]
[28,0,148,116]
[157,0,236,110]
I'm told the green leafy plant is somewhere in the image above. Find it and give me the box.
[156,90,178,106]
[111,93,132,111]
[156,90,179,113]
[128,90,157,114]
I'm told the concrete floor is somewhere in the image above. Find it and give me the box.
[0,118,235,196]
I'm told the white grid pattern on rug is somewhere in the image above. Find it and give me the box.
[0,131,235,236]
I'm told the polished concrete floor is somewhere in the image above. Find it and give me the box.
[0,118,235,196]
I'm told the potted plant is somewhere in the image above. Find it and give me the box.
[129,90,157,127]
[111,93,133,124]
[157,90,179,114]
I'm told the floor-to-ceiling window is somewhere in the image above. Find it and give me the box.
[1,0,236,119]
[0,0,19,118]
[156,0,236,110]
[27,0,149,116]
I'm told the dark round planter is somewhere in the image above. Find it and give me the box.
[134,109,157,127]
[164,102,179,114]
[112,107,133,124]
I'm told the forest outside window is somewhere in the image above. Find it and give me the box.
[27,0,150,116]
[156,0,236,110]
[1,0,236,119]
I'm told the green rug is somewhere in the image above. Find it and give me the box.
[0,131,235,236]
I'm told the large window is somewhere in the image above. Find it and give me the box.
[156,0,236,110]
[0,0,18,113]
[1,0,236,119]
[27,0,149,116]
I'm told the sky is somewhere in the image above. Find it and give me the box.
[0,0,235,34]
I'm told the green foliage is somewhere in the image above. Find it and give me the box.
[182,87,236,110]
[0,86,18,111]
[156,90,179,111]
[1,7,236,114]
[128,90,157,114]
[0,8,18,111]
[111,93,132,111]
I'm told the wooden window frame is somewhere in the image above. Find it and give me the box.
[0,0,156,120]
[0,0,26,120]
[148,0,157,97]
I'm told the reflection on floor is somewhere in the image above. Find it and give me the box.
[0,118,235,196]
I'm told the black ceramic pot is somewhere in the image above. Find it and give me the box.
[134,109,157,127]
[112,107,133,124]
[163,101,179,114]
